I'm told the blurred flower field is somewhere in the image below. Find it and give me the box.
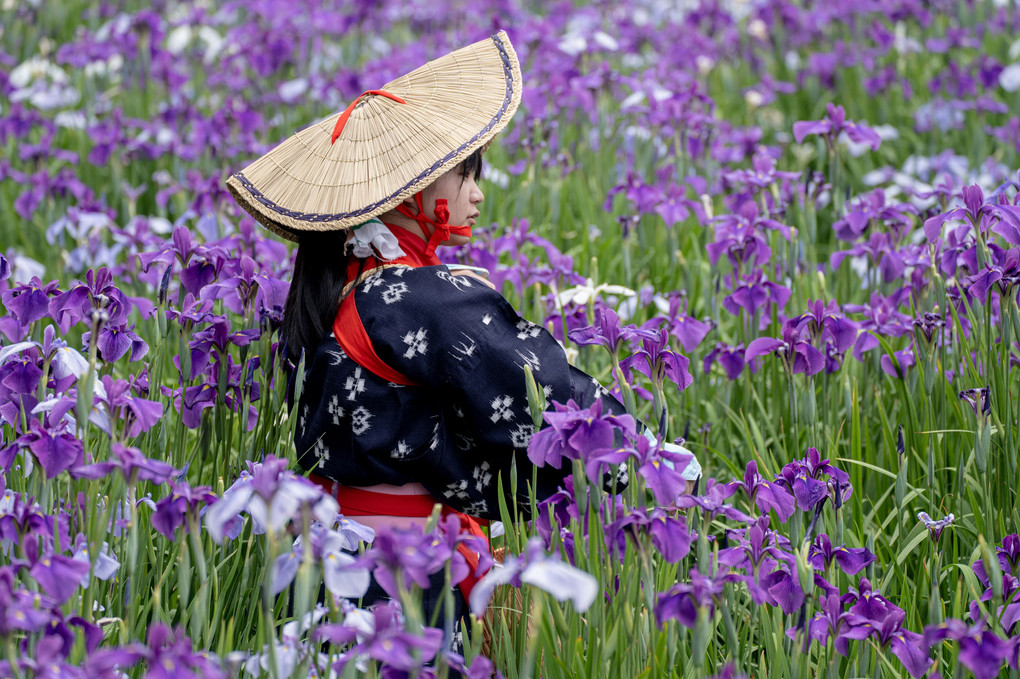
[2,0,1020,677]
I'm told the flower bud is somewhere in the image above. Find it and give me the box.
[523,364,546,429]
[796,542,815,597]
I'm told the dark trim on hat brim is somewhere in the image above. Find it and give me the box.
[231,32,515,227]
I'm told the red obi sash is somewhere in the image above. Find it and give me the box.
[308,474,490,603]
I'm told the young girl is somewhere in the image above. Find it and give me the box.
[227,30,698,628]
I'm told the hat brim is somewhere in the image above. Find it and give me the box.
[226,31,522,242]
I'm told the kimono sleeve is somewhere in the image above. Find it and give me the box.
[358,266,623,508]
[360,266,606,400]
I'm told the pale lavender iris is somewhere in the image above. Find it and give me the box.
[469,537,597,617]
[917,511,954,544]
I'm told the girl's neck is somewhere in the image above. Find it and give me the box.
[377,208,428,243]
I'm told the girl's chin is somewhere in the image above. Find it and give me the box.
[443,235,472,246]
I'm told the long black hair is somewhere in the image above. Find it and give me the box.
[281,148,483,366]
[282,230,355,366]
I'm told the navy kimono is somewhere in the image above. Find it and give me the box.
[294,263,625,519]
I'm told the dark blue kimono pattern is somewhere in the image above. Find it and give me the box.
[294,264,624,519]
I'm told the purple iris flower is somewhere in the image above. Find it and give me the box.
[845,290,913,360]
[663,293,713,353]
[108,442,176,485]
[775,448,849,512]
[48,267,132,333]
[879,342,917,378]
[631,433,695,506]
[707,219,772,271]
[800,593,853,655]
[793,103,882,152]
[81,324,148,363]
[535,478,580,554]
[745,321,825,377]
[809,534,875,575]
[619,328,694,392]
[654,567,744,629]
[675,478,754,523]
[722,153,801,194]
[140,623,226,679]
[605,171,664,215]
[323,600,444,674]
[201,254,260,316]
[968,247,1020,301]
[138,225,229,297]
[829,231,910,285]
[96,375,164,438]
[0,253,9,281]
[971,541,1020,636]
[791,300,858,355]
[923,184,1020,243]
[832,188,918,242]
[841,606,932,678]
[10,636,81,679]
[703,342,746,381]
[527,397,636,477]
[151,481,218,540]
[2,277,61,325]
[190,317,260,363]
[722,270,791,326]
[0,567,55,635]
[958,387,991,421]
[28,548,90,605]
[759,566,807,615]
[997,533,1020,575]
[366,516,485,598]
[82,646,145,678]
[925,620,1016,679]
[606,506,694,564]
[726,460,795,522]
[22,422,84,479]
[717,518,794,601]
[568,305,656,354]
[443,653,503,679]
[655,183,699,227]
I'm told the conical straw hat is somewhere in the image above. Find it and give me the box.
[226,31,523,242]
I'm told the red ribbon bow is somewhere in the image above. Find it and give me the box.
[331,89,407,145]
[396,193,472,258]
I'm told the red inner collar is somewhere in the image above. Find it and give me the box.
[382,222,442,267]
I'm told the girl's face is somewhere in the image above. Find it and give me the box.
[416,161,484,245]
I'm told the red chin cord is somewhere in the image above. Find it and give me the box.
[395,192,472,257]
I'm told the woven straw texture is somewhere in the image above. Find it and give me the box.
[226,31,522,242]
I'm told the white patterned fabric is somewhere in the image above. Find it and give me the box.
[346,218,406,261]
